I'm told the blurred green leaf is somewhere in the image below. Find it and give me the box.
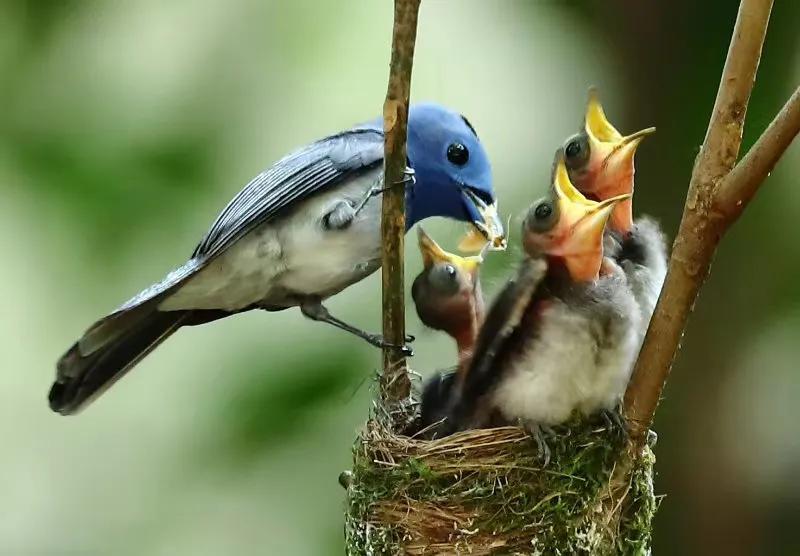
[210,348,370,464]
[8,131,216,256]
[3,0,87,47]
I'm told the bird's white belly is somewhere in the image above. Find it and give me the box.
[275,197,381,298]
[158,225,286,311]
[491,300,639,426]
[160,171,382,312]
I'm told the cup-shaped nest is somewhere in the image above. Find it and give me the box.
[344,420,656,555]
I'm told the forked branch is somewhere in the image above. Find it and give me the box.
[625,0,800,443]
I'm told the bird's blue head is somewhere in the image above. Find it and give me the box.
[405,103,504,246]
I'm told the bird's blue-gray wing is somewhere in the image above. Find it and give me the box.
[193,127,384,259]
[80,127,385,353]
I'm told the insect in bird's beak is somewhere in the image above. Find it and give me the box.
[544,156,631,282]
[458,187,507,253]
[583,87,655,233]
[418,227,482,277]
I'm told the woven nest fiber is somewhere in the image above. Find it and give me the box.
[343,418,656,555]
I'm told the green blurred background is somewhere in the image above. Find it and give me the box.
[1,1,798,554]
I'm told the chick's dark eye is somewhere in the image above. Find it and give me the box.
[444,264,457,278]
[534,202,553,220]
[447,143,469,166]
[565,140,581,159]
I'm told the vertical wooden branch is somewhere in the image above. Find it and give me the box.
[624,0,800,443]
[381,0,421,405]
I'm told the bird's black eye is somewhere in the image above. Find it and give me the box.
[524,198,559,234]
[447,143,469,166]
[534,202,553,221]
[428,263,461,295]
[565,140,581,159]
[562,134,590,169]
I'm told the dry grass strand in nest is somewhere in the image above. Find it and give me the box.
[345,420,656,554]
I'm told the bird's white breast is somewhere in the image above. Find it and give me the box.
[275,175,383,300]
[160,170,383,312]
[491,279,640,426]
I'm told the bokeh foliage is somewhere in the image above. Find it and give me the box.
[1,1,799,554]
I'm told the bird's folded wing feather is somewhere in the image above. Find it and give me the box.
[193,127,384,259]
[80,127,385,354]
[454,258,548,419]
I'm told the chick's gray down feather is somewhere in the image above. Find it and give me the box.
[604,216,668,344]
[449,259,641,431]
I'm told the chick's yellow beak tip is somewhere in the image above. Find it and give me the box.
[585,89,622,143]
[419,226,483,273]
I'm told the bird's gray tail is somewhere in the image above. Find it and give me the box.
[49,310,191,415]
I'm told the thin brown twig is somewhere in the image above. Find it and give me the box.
[624,0,778,443]
[381,0,421,405]
[696,0,774,178]
[716,86,800,221]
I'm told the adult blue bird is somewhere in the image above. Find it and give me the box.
[50,103,505,415]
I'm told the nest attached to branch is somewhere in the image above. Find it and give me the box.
[344,417,656,555]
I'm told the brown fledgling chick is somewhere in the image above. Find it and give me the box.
[411,228,485,436]
[412,227,485,369]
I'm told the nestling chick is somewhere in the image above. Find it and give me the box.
[411,228,485,434]
[415,369,459,437]
[563,88,667,337]
[412,227,485,368]
[562,87,655,234]
[446,153,641,460]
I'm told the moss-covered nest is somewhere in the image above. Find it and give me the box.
[343,418,657,555]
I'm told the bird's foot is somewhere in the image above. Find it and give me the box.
[300,300,413,355]
[599,407,629,441]
[523,421,556,467]
[363,332,414,357]
[396,166,416,188]
[351,167,416,217]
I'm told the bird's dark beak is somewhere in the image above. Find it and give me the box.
[551,157,631,281]
[583,88,655,233]
[417,227,482,277]
[458,188,507,253]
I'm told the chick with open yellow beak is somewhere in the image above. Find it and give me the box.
[411,228,488,437]
[522,152,631,282]
[560,89,668,350]
[561,88,655,234]
[412,227,485,368]
[431,151,641,460]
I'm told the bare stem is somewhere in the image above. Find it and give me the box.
[716,87,800,221]
[381,0,421,405]
[624,0,775,442]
